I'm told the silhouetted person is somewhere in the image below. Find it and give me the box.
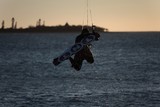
[69,27,100,71]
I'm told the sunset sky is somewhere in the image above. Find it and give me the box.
[0,0,160,31]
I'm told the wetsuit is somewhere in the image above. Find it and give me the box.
[69,30,100,71]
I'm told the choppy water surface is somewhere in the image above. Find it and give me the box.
[0,32,160,107]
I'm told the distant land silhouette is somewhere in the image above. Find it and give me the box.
[0,20,108,33]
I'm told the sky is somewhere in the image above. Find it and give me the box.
[0,0,160,31]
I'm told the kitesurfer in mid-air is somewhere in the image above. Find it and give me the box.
[69,27,100,71]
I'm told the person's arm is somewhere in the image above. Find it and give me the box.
[75,35,81,43]
[89,32,100,41]
[91,25,100,41]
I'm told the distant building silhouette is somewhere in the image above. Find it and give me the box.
[43,21,45,26]
[39,19,41,26]
[36,19,42,27]
[1,20,5,29]
[36,21,38,27]
[11,17,15,29]
[15,22,17,29]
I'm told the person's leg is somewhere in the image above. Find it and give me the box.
[86,56,94,63]
[69,54,83,71]
[84,47,94,64]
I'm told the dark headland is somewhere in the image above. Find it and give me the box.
[0,21,108,33]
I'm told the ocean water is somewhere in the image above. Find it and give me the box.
[0,32,160,107]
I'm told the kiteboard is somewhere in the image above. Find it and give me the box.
[53,33,98,66]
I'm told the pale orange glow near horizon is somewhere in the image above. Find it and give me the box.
[1,0,160,31]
